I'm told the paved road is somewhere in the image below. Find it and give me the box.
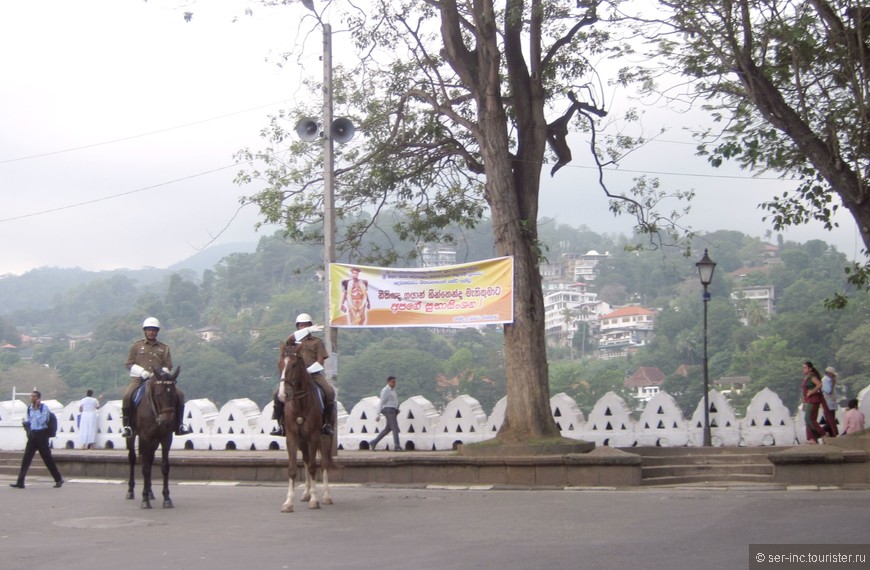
[2,475,869,570]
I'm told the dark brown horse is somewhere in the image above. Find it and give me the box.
[126,366,181,509]
[278,341,335,512]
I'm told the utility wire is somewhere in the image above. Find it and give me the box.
[0,100,289,165]
[0,164,243,224]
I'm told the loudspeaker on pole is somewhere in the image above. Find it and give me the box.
[295,118,320,141]
[330,118,356,143]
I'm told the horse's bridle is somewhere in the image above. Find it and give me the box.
[147,378,177,424]
[281,356,310,401]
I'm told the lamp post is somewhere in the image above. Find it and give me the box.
[696,248,717,446]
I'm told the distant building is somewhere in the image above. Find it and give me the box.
[713,376,749,396]
[624,366,666,403]
[543,283,610,349]
[597,305,656,359]
[558,250,610,283]
[419,245,457,267]
[731,285,775,325]
[66,333,94,351]
[196,326,222,343]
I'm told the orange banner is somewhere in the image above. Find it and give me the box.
[329,257,514,327]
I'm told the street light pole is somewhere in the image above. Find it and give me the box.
[696,248,717,447]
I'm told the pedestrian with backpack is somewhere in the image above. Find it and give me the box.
[9,390,63,489]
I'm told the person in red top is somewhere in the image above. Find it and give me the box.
[801,361,825,443]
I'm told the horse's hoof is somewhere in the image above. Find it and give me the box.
[301,493,311,502]
[163,499,174,509]
[148,491,156,500]
[125,491,134,500]
[141,502,152,510]
[280,504,294,513]
[323,498,334,505]
[309,501,320,510]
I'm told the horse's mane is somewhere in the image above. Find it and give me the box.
[282,344,314,392]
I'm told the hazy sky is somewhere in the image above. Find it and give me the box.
[0,0,862,277]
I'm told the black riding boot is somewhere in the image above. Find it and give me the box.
[322,403,334,435]
[271,399,284,436]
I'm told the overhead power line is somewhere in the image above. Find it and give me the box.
[0,100,289,165]
[0,164,243,224]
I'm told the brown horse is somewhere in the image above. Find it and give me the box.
[126,366,181,509]
[278,340,335,512]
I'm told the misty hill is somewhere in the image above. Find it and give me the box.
[0,241,257,315]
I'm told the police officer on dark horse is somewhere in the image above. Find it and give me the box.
[121,317,190,438]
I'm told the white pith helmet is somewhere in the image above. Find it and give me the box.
[142,317,161,329]
[295,313,313,325]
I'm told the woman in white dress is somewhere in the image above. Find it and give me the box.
[78,389,101,449]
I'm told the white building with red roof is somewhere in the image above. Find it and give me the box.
[597,305,656,359]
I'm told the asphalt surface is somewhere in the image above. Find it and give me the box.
[2,474,869,570]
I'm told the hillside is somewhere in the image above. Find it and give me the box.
[0,242,257,315]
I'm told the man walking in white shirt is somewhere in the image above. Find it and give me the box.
[369,376,402,451]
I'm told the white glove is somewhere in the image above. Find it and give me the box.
[307,362,324,374]
[293,327,310,343]
[293,325,324,343]
[130,364,151,379]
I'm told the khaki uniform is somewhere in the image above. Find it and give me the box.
[284,334,334,403]
[272,334,334,430]
[122,338,185,429]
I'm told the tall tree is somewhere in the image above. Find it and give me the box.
[236,0,676,442]
[624,0,870,303]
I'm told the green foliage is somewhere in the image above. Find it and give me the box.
[623,0,870,299]
[548,359,632,413]
[339,341,446,408]
[0,222,865,417]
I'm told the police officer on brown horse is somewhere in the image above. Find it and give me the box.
[272,313,335,436]
[121,317,190,438]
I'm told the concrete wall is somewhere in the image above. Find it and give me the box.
[1,386,868,452]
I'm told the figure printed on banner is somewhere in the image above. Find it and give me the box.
[339,266,371,326]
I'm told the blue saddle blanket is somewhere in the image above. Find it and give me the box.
[132,379,150,407]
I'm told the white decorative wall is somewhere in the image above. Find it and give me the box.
[1,386,867,452]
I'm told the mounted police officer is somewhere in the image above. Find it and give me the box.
[271,313,335,436]
[121,317,190,438]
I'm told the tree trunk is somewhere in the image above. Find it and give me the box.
[439,0,561,441]
[476,110,560,443]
